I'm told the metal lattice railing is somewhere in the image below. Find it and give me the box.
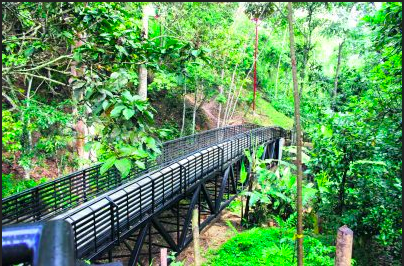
[51,126,286,260]
[2,124,260,226]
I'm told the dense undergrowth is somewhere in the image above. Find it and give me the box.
[205,225,336,266]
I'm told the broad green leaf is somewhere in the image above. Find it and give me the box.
[135,102,146,111]
[256,145,264,159]
[84,142,92,152]
[282,167,291,179]
[72,81,86,89]
[321,125,333,138]
[191,50,199,57]
[119,146,138,156]
[100,156,117,175]
[62,31,73,39]
[122,90,134,102]
[133,149,149,158]
[145,136,156,148]
[24,47,35,57]
[244,149,252,163]
[135,160,146,169]
[102,100,109,110]
[115,158,132,178]
[240,161,247,184]
[73,52,82,62]
[110,105,125,117]
[123,108,135,120]
[116,45,129,56]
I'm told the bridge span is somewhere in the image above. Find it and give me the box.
[2,124,288,265]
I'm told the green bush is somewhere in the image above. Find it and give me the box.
[2,173,48,198]
[205,225,335,266]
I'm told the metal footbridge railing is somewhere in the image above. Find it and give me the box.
[2,124,259,226]
[2,124,288,266]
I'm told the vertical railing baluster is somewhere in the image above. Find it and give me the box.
[151,179,155,213]
[82,169,87,202]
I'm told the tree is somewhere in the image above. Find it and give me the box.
[138,3,154,100]
[287,2,304,265]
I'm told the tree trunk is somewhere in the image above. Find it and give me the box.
[21,76,33,179]
[138,4,150,100]
[243,171,254,226]
[299,7,313,99]
[192,207,201,266]
[287,3,304,265]
[338,164,348,215]
[180,75,187,136]
[275,27,287,98]
[217,69,225,128]
[70,31,90,166]
[228,85,243,123]
[299,51,307,99]
[333,40,344,106]
[192,85,199,135]
[223,67,237,127]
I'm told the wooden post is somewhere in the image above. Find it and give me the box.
[160,248,167,266]
[335,225,353,266]
[192,207,201,266]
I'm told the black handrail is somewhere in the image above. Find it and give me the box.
[55,126,286,260]
[2,124,260,225]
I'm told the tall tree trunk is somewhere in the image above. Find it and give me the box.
[287,3,304,265]
[192,208,202,266]
[333,40,344,107]
[275,27,287,98]
[70,31,90,166]
[223,67,237,127]
[180,75,187,136]
[21,76,33,179]
[138,4,151,100]
[299,51,307,99]
[217,69,225,128]
[192,85,199,135]
[299,7,313,99]
[228,85,243,123]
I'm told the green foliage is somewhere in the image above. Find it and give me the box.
[241,145,317,226]
[2,109,22,153]
[167,252,184,266]
[304,3,402,264]
[2,173,47,198]
[205,216,335,266]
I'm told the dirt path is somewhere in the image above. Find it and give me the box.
[176,209,243,265]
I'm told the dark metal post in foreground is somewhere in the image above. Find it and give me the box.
[2,220,75,266]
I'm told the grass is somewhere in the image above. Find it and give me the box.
[243,95,294,130]
[204,226,336,266]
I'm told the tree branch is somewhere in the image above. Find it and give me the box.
[2,91,19,110]
[3,54,73,74]
[14,72,67,86]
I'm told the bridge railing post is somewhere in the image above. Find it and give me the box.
[151,179,155,213]
[33,187,41,221]
[217,146,224,174]
[106,196,120,245]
